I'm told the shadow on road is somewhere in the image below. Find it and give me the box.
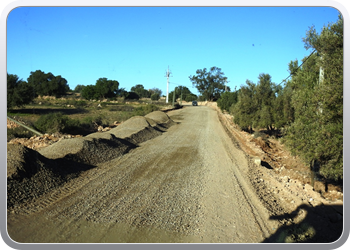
[263,203,343,243]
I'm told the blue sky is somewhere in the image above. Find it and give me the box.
[7,7,341,96]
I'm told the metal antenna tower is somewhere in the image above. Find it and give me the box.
[165,66,172,103]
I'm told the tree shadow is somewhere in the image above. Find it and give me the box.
[10,108,88,115]
[263,203,343,243]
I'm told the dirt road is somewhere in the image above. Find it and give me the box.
[7,105,279,243]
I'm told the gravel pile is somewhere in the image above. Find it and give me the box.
[7,111,175,209]
[39,136,135,166]
[7,144,93,208]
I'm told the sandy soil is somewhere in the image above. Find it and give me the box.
[7,105,343,244]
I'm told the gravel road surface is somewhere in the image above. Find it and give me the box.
[7,105,279,243]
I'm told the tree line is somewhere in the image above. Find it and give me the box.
[215,15,343,181]
[7,70,173,109]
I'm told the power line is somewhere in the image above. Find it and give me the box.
[277,49,317,86]
[169,82,195,89]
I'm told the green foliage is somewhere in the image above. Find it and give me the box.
[284,15,343,181]
[7,126,35,141]
[81,85,99,100]
[7,73,35,109]
[217,91,238,112]
[272,82,294,128]
[80,78,119,100]
[168,86,197,103]
[34,113,79,134]
[231,80,258,132]
[67,99,87,108]
[27,70,69,97]
[81,114,108,127]
[125,91,140,100]
[253,73,276,130]
[95,77,119,99]
[149,88,162,97]
[151,93,160,101]
[73,84,85,93]
[189,66,227,101]
[132,104,159,116]
[185,94,197,102]
[131,84,150,98]
[115,88,128,98]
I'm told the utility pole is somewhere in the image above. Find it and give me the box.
[224,79,230,92]
[165,66,172,103]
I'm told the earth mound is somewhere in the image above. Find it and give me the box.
[39,136,135,165]
[109,115,166,144]
[7,144,93,208]
[145,111,175,128]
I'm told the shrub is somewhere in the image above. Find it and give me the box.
[132,104,159,116]
[151,93,160,101]
[81,114,109,128]
[34,112,79,134]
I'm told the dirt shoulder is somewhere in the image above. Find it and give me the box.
[209,102,343,243]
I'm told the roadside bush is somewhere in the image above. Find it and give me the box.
[66,99,87,108]
[132,104,159,116]
[151,93,160,101]
[109,105,134,112]
[34,113,79,134]
[81,114,109,128]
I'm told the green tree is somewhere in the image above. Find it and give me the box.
[185,93,197,102]
[27,70,69,97]
[231,80,257,132]
[7,73,34,109]
[151,93,160,101]
[272,81,294,129]
[81,85,98,100]
[217,91,238,112]
[131,84,150,98]
[115,88,128,98]
[125,91,140,100]
[254,73,276,130]
[74,84,85,93]
[149,88,162,97]
[168,86,197,102]
[189,66,227,101]
[95,77,119,99]
[285,15,343,181]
